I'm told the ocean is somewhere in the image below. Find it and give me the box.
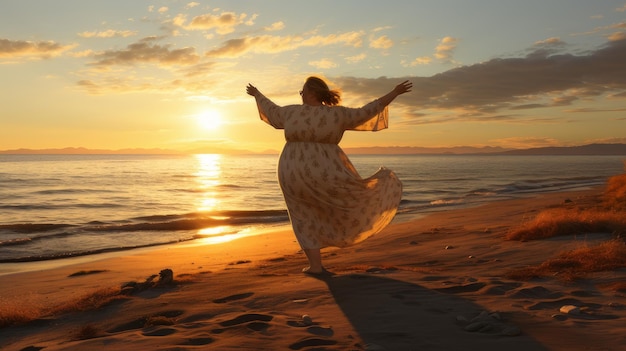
[1,154,624,266]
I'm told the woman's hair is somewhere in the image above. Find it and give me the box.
[305,76,341,106]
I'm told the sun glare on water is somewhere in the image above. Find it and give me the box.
[196,109,223,131]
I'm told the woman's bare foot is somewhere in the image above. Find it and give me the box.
[302,267,334,276]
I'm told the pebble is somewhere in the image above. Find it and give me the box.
[559,305,580,315]
[301,314,313,325]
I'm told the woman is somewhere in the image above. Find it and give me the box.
[246,77,412,275]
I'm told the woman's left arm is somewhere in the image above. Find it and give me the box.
[376,80,412,108]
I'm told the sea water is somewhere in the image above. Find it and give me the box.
[0,153,624,263]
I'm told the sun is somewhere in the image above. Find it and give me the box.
[196,109,223,131]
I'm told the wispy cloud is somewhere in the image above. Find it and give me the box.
[78,30,137,38]
[402,56,432,66]
[345,53,366,64]
[309,58,337,69]
[205,31,364,58]
[434,36,459,63]
[89,37,200,68]
[369,35,393,49]
[174,11,255,35]
[0,38,75,59]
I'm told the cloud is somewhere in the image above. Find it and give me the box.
[0,38,75,59]
[78,29,137,38]
[434,36,459,63]
[335,36,626,121]
[402,56,432,66]
[205,31,364,58]
[176,11,253,34]
[264,21,285,32]
[369,35,393,49]
[345,53,366,64]
[309,58,337,69]
[490,137,561,148]
[90,37,200,67]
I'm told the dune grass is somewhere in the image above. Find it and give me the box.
[505,170,626,281]
[505,239,626,281]
[506,173,626,242]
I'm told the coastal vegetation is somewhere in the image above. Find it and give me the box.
[506,166,626,281]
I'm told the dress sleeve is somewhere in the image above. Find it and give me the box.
[341,99,389,131]
[255,93,285,129]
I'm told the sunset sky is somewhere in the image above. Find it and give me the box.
[1,1,625,153]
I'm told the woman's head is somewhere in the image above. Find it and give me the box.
[302,76,341,106]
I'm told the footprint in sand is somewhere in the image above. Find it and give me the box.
[142,326,177,337]
[212,292,254,303]
[219,313,273,327]
[211,313,274,333]
[434,282,486,294]
[288,337,338,350]
[179,337,215,346]
[108,310,184,333]
[507,286,563,299]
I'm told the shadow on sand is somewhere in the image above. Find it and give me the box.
[317,273,549,351]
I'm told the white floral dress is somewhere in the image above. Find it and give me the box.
[255,94,403,249]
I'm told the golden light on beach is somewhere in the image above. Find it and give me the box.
[196,109,223,131]
[194,154,222,211]
[198,227,259,245]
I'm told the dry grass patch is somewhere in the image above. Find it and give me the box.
[506,239,626,281]
[507,172,626,241]
[75,324,102,340]
[604,173,626,210]
[0,287,129,328]
[506,208,626,241]
[0,297,43,328]
[52,287,128,315]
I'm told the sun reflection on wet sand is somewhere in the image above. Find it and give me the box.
[197,227,258,245]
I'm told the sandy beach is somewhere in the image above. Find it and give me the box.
[1,187,625,351]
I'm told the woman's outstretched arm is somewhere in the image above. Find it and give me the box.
[246,83,260,97]
[377,80,412,107]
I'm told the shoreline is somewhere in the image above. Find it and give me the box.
[0,185,600,275]
[2,186,625,350]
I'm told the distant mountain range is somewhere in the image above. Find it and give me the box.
[1,143,626,156]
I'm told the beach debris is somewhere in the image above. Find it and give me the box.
[559,305,581,315]
[229,259,251,265]
[120,269,175,295]
[68,269,109,277]
[287,314,316,327]
[301,314,313,326]
[158,269,174,285]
